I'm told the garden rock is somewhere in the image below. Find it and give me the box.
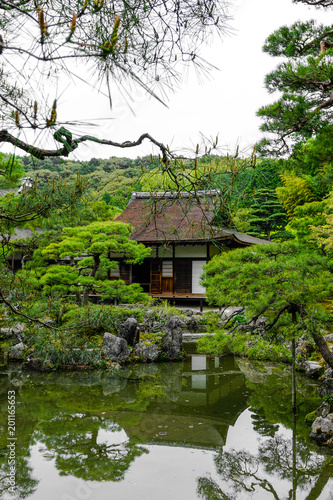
[182,315,200,332]
[102,332,130,363]
[138,319,161,334]
[248,316,267,333]
[0,322,27,340]
[0,327,14,339]
[182,308,194,316]
[324,333,333,342]
[220,306,244,321]
[310,413,333,447]
[316,401,332,419]
[8,342,27,360]
[11,322,27,335]
[296,340,315,364]
[318,368,333,398]
[304,360,323,378]
[135,342,161,362]
[118,318,139,346]
[161,316,183,360]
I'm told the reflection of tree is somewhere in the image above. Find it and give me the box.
[0,365,175,494]
[34,415,147,482]
[197,476,234,500]
[216,448,282,498]
[0,387,39,499]
[17,381,165,483]
[256,436,321,484]
[15,368,171,483]
[198,362,332,500]
[241,362,321,441]
[1,362,185,489]
[0,457,38,499]
[197,435,333,500]
[251,407,279,438]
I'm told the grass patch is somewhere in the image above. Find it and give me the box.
[61,303,144,335]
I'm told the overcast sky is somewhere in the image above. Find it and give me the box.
[7,0,330,161]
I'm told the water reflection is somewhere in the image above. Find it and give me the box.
[197,358,333,500]
[0,356,332,499]
[192,355,207,370]
[197,435,333,500]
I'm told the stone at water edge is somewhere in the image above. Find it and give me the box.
[310,414,333,447]
[318,367,333,398]
[118,317,140,346]
[135,342,161,362]
[303,360,323,378]
[0,322,26,340]
[8,342,27,360]
[161,316,183,360]
[102,332,130,363]
[316,401,332,418]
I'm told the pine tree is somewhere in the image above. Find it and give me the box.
[247,188,289,241]
[257,19,333,156]
[203,242,333,369]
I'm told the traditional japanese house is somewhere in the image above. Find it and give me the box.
[113,191,269,304]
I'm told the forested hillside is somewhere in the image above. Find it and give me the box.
[6,152,293,241]
[19,155,151,210]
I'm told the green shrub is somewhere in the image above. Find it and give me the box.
[323,394,333,405]
[149,301,185,322]
[197,331,292,362]
[202,310,221,333]
[26,325,106,369]
[101,280,151,305]
[230,314,246,324]
[62,303,144,336]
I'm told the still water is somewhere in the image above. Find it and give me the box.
[1,355,332,500]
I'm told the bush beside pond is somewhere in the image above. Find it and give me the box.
[2,302,196,370]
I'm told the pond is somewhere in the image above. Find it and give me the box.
[0,355,332,500]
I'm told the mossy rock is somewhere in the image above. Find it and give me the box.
[305,411,317,425]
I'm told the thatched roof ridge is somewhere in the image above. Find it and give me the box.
[116,191,270,246]
[130,190,221,199]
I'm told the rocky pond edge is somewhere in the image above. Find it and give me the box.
[1,306,333,450]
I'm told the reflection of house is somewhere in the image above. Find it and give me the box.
[116,355,249,448]
[115,191,269,303]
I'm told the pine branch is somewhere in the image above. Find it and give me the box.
[0,128,173,163]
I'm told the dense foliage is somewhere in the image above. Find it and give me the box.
[257,20,333,157]
[1,1,333,376]
[201,242,333,368]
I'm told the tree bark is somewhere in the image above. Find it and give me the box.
[312,329,333,370]
[83,253,100,304]
[291,308,297,414]
[292,337,297,412]
[75,291,82,306]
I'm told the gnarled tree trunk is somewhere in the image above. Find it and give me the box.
[312,330,333,370]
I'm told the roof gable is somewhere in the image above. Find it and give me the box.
[116,192,270,246]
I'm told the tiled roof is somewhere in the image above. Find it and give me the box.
[116,192,270,246]
[11,228,40,241]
